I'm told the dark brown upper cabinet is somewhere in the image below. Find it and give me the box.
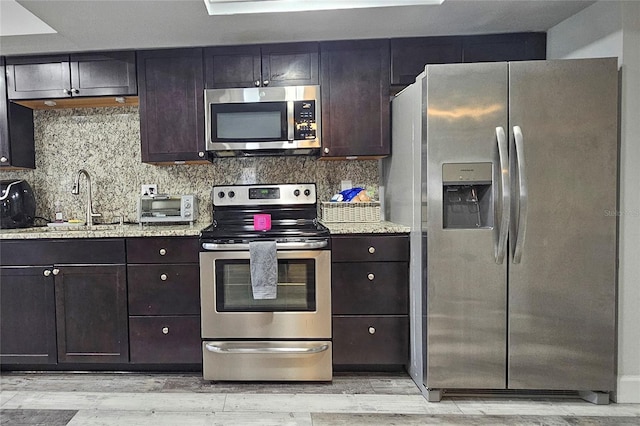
[391,37,463,86]
[390,33,546,90]
[462,32,546,63]
[320,40,390,159]
[1,57,35,169]
[204,42,319,88]
[5,51,137,100]
[137,48,207,164]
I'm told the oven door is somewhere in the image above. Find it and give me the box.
[200,248,331,339]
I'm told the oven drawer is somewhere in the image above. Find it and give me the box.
[202,340,332,381]
[128,264,200,315]
[126,237,199,264]
[332,262,408,315]
[332,315,408,365]
[129,316,202,364]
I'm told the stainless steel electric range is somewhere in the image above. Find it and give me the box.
[199,183,332,381]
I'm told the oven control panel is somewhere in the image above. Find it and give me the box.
[213,183,316,206]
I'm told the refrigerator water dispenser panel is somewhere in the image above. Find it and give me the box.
[442,162,493,229]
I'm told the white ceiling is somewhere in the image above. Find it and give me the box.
[0,0,596,56]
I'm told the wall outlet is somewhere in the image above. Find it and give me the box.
[340,180,352,191]
[141,184,157,196]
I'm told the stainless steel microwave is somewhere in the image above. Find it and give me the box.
[204,85,320,157]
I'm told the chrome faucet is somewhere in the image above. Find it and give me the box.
[71,169,101,226]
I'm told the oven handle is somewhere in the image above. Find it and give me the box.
[201,240,328,251]
[205,343,330,354]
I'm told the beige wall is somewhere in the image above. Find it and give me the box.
[548,0,640,404]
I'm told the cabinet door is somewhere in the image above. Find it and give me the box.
[55,264,128,363]
[1,58,35,169]
[0,267,57,365]
[204,45,261,88]
[462,33,546,63]
[137,48,206,163]
[70,51,137,97]
[320,40,390,158]
[5,55,72,100]
[391,37,462,86]
[261,42,319,87]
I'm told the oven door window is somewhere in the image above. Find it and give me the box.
[215,259,316,312]
[211,102,287,142]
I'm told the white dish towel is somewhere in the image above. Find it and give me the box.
[249,240,278,299]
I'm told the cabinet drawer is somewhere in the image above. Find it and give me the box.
[1,239,125,266]
[331,235,408,262]
[332,262,408,315]
[126,237,199,263]
[128,264,200,315]
[129,316,202,364]
[332,315,408,365]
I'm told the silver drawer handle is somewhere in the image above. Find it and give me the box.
[0,156,7,163]
[160,273,168,281]
[159,248,167,256]
[368,327,376,335]
[52,268,60,276]
[202,240,328,251]
[368,246,376,254]
[367,273,375,281]
[162,327,169,335]
[43,270,51,277]
[205,343,329,354]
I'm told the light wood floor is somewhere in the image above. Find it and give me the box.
[1,372,638,425]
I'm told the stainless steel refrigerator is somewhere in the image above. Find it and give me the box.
[383,58,618,402]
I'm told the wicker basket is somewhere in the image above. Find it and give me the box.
[320,201,381,223]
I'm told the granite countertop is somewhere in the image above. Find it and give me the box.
[321,220,410,234]
[1,220,410,240]
[0,223,203,240]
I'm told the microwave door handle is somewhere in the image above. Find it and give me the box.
[287,101,294,141]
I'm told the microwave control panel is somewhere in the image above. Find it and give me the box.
[293,101,317,140]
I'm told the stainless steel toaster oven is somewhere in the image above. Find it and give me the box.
[138,194,197,224]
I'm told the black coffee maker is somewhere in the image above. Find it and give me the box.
[1,179,36,229]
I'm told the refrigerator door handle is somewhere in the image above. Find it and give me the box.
[495,126,510,264]
[513,125,528,263]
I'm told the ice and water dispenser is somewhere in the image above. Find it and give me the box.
[442,163,493,229]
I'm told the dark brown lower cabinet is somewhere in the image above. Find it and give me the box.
[129,316,202,364]
[126,236,201,366]
[1,239,128,369]
[55,265,128,364]
[0,267,57,364]
[333,316,408,365]
[331,234,410,368]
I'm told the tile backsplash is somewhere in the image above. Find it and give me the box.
[1,106,379,224]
